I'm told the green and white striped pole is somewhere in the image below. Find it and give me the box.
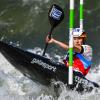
[80,0,84,30]
[68,0,74,85]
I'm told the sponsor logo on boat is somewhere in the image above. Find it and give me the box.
[31,58,57,72]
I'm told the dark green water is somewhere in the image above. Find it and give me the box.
[0,0,100,65]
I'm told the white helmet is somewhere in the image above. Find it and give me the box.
[73,28,84,37]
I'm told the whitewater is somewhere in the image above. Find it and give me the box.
[0,0,100,99]
[0,47,100,100]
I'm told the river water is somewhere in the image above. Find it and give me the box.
[0,0,100,100]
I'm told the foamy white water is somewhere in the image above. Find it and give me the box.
[0,48,100,100]
[0,52,55,100]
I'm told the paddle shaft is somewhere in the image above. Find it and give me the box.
[42,26,54,56]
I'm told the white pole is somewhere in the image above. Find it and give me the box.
[68,0,74,85]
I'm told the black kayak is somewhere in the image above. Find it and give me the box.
[0,41,99,93]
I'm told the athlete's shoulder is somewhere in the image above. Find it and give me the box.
[82,44,92,52]
[82,44,93,61]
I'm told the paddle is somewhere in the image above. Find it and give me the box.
[42,4,64,56]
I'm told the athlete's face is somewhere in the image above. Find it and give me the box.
[73,37,83,46]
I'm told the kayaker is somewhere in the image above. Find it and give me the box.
[46,28,92,76]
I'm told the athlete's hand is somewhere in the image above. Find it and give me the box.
[46,35,54,43]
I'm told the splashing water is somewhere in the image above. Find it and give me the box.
[0,47,100,100]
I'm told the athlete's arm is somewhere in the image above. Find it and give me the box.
[52,39,69,50]
[46,36,69,50]
[46,36,84,53]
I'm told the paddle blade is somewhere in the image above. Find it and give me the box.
[48,4,64,28]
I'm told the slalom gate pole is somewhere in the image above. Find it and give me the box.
[68,0,84,85]
[80,0,84,29]
[68,0,74,85]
